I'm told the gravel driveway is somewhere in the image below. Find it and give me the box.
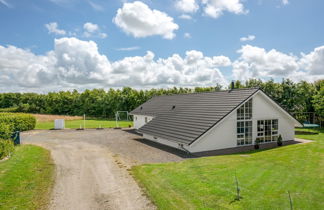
[21,129,184,210]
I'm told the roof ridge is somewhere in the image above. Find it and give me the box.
[149,87,260,98]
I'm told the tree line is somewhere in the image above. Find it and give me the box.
[0,79,323,120]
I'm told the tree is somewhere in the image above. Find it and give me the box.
[313,81,324,117]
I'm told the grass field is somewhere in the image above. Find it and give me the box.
[132,128,324,209]
[35,119,133,129]
[31,113,133,129]
[0,145,55,209]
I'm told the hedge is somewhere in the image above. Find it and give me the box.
[0,113,36,132]
[0,122,13,140]
[0,139,14,160]
[0,107,18,113]
[0,113,35,160]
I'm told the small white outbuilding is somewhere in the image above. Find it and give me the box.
[130,88,302,155]
[54,119,65,129]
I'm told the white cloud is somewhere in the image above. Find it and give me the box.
[201,0,248,18]
[99,33,107,38]
[44,22,106,39]
[178,14,192,20]
[53,37,112,84]
[0,45,55,89]
[84,22,99,33]
[282,0,289,5]
[1,38,323,92]
[299,46,324,75]
[88,1,104,11]
[113,1,179,39]
[0,0,12,8]
[184,33,192,38]
[111,50,229,86]
[233,45,299,80]
[175,0,199,13]
[83,22,107,39]
[240,35,255,42]
[116,46,140,51]
[232,45,324,82]
[0,37,230,92]
[45,22,66,35]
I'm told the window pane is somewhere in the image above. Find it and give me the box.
[237,106,244,120]
[272,119,278,131]
[256,137,264,143]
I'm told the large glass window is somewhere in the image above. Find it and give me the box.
[237,99,252,121]
[237,99,253,146]
[256,119,279,143]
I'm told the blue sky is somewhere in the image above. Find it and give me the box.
[0,0,323,92]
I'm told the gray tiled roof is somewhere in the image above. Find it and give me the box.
[131,88,259,145]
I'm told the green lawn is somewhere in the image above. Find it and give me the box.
[35,119,133,129]
[0,145,55,209]
[132,128,324,210]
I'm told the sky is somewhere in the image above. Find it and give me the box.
[0,0,323,92]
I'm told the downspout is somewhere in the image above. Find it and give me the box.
[178,143,192,157]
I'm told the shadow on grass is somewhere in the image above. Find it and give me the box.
[229,197,243,205]
[295,131,319,135]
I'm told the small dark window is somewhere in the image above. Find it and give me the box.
[171,105,176,110]
[140,106,143,110]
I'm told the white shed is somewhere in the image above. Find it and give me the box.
[130,88,302,155]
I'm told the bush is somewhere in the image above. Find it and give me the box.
[277,134,283,146]
[254,139,260,149]
[0,139,14,160]
[0,113,36,132]
[0,122,14,139]
[0,107,18,113]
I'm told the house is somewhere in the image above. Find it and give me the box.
[130,88,302,155]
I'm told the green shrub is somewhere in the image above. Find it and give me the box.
[0,122,14,139]
[0,139,14,160]
[277,134,283,146]
[0,107,18,113]
[0,113,36,131]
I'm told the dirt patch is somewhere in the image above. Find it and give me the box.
[21,129,185,209]
[32,114,82,122]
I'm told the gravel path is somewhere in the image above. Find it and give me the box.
[22,129,184,210]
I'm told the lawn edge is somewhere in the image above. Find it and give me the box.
[131,165,158,208]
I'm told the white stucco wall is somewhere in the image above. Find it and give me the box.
[188,110,237,153]
[133,114,154,129]
[252,92,296,141]
[188,91,298,153]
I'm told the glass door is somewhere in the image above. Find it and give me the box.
[257,119,279,143]
[265,120,272,142]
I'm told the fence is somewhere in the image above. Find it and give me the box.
[292,112,323,128]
